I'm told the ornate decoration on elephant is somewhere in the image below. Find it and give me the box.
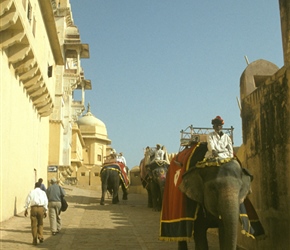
[159,142,265,250]
[100,162,130,205]
[139,145,170,211]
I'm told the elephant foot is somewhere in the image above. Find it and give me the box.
[100,198,105,205]
[178,241,188,250]
[148,204,153,208]
[112,197,119,204]
[122,194,128,200]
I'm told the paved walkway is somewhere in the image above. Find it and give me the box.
[0,186,219,249]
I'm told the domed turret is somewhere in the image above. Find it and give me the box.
[77,103,108,136]
[65,25,80,38]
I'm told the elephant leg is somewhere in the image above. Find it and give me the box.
[194,209,209,250]
[194,223,208,250]
[147,188,153,208]
[112,176,120,204]
[156,189,162,211]
[149,182,159,211]
[112,189,119,204]
[100,171,109,205]
[100,195,105,205]
[178,241,188,250]
[121,181,128,200]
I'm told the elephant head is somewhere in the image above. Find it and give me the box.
[179,159,252,250]
[150,166,168,192]
[179,159,252,216]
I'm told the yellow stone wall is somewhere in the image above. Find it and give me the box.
[49,122,63,165]
[0,0,62,221]
[238,65,290,249]
[0,52,50,221]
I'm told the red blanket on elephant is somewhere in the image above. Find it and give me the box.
[102,162,130,188]
[159,145,199,241]
[159,142,265,241]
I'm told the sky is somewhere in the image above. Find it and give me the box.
[69,0,284,169]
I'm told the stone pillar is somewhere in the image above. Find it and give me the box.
[279,0,290,66]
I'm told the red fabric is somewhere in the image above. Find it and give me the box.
[103,162,130,188]
[161,147,196,220]
[159,145,199,241]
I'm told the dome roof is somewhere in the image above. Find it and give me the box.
[78,112,105,127]
[65,25,80,36]
[77,104,107,135]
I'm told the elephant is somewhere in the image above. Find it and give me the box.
[146,162,169,211]
[139,147,170,211]
[177,142,252,250]
[100,164,129,205]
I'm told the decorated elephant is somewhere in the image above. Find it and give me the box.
[100,163,129,205]
[147,162,169,211]
[159,142,261,250]
[180,159,252,249]
[139,146,170,211]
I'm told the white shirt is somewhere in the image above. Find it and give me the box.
[24,187,48,211]
[154,148,165,161]
[205,131,233,159]
[117,155,127,166]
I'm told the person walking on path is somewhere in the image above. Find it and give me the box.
[24,182,48,245]
[46,178,66,235]
[38,178,47,192]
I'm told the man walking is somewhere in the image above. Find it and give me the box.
[46,178,66,235]
[24,182,48,245]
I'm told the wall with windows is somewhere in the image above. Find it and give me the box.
[0,0,63,221]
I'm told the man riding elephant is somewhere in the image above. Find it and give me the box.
[159,117,265,250]
[140,144,170,211]
[205,115,233,160]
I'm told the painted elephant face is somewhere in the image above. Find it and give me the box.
[152,167,168,183]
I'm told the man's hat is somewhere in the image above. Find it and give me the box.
[51,177,57,183]
[156,144,161,147]
[211,116,224,125]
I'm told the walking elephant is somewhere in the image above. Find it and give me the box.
[159,142,256,250]
[179,158,252,250]
[100,164,129,205]
[146,162,169,211]
[139,146,170,211]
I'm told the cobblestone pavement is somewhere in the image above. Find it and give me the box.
[0,186,219,249]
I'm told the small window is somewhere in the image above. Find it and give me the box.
[94,172,99,177]
[27,2,32,23]
[81,172,85,176]
[48,65,53,77]
[32,16,36,36]
[97,154,101,161]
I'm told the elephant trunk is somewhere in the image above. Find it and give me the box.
[217,186,240,250]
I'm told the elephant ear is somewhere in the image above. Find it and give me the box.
[179,169,204,203]
[240,173,252,202]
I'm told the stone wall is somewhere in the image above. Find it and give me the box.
[238,64,290,249]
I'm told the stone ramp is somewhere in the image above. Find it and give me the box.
[0,185,219,249]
